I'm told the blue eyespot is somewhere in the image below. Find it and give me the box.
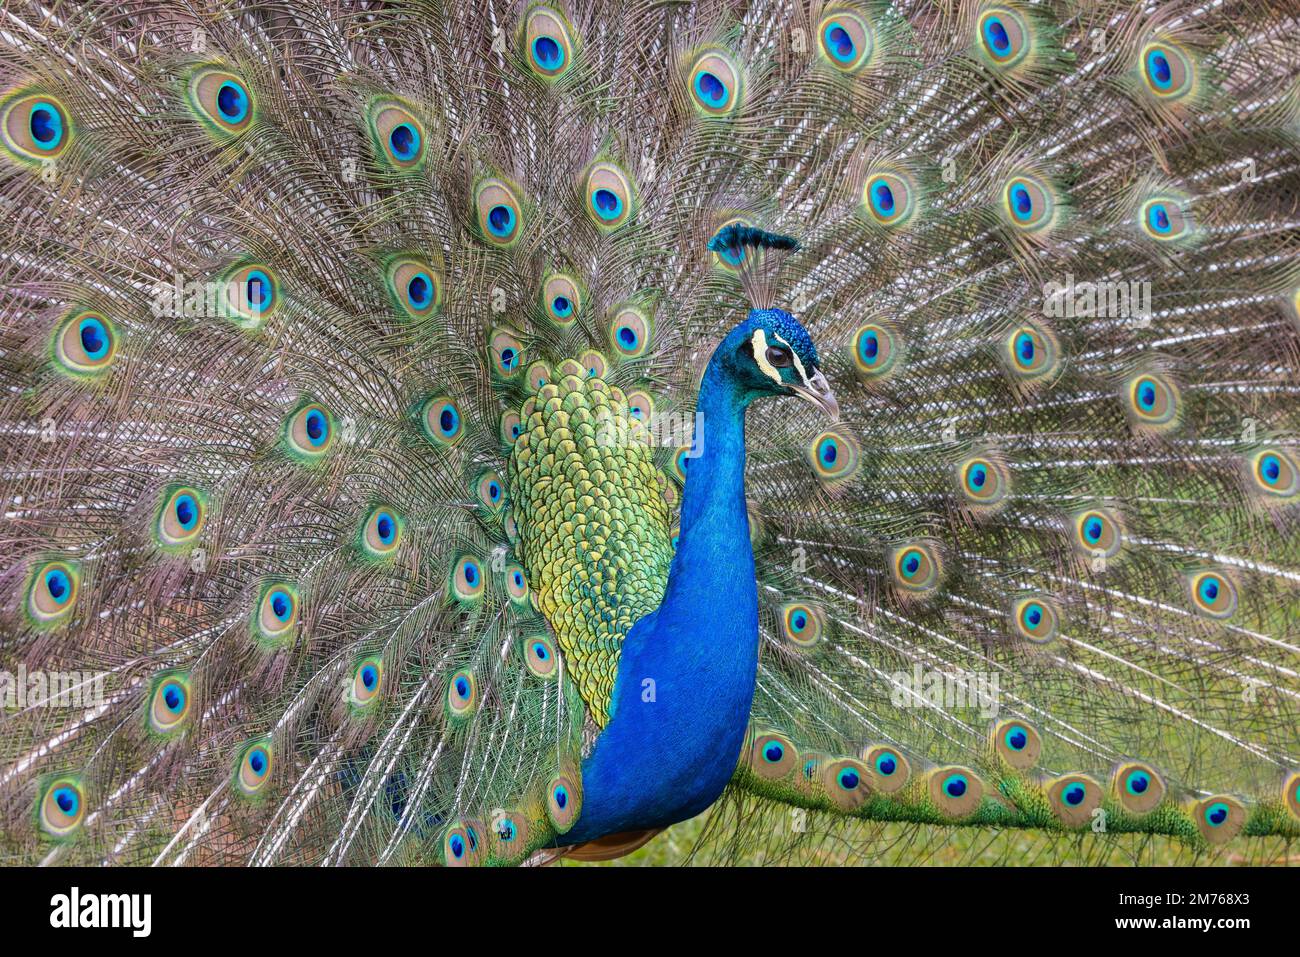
[1084,518,1103,543]
[552,295,572,318]
[78,318,109,359]
[967,464,987,490]
[1259,454,1281,485]
[1125,770,1150,795]
[449,833,465,858]
[694,71,728,108]
[1063,783,1086,806]
[532,35,564,71]
[375,512,396,544]
[174,494,199,530]
[875,753,897,776]
[245,269,272,311]
[1004,726,1028,751]
[943,773,967,798]
[305,409,328,446]
[361,664,378,690]
[1205,801,1228,826]
[487,204,515,237]
[248,749,267,775]
[824,22,855,62]
[618,325,638,348]
[763,742,784,763]
[216,81,249,122]
[45,568,71,604]
[29,102,64,149]
[983,17,1011,56]
[870,181,895,216]
[1146,50,1172,89]
[1016,332,1035,364]
[54,787,78,816]
[163,683,185,713]
[1138,382,1156,409]
[902,550,921,577]
[592,188,623,221]
[439,406,458,436]
[554,785,569,809]
[270,590,292,622]
[837,768,860,790]
[1024,603,1043,626]
[859,330,879,362]
[407,273,432,309]
[1147,203,1171,234]
[819,439,838,467]
[455,677,469,698]
[463,562,478,587]
[531,641,548,661]
[389,122,420,161]
[1009,183,1033,220]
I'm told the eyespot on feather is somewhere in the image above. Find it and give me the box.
[350,657,384,709]
[222,264,279,327]
[421,395,464,447]
[1010,594,1060,644]
[1140,40,1195,101]
[928,767,983,818]
[608,304,652,359]
[522,5,576,81]
[749,730,798,780]
[147,671,193,734]
[1072,507,1123,562]
[976,5,1031,70]
[687,49,743,117]
[583,160,635,231]
[780,601,824,649]
[523,634,558,678]
[1047,773,1101,828]
[26,560,80,629]
[2,90,72,165]
[283,402,333,460]
[889,541,942,593]
[860,745,910,792]
[474,178,524,246]
[991,719,1041,769]
[1111,761,1165,815]
[822,757,872,810]
[235,740,273,797]
[38,777,85,839]
[816,9,875,73]
[184,67,253,138]
[808,430,861,485]
[449,553,485,602]
[368,98,425,169]
[156,486,207,550]
[386,257,442,319]
[253,583,299,646]
[1003,321,1060,384]
[53,310,117,377]
[1193,795,1245,843]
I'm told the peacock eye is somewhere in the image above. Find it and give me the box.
[765,346,793,368]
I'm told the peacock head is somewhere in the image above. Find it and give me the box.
[718,307,839,418]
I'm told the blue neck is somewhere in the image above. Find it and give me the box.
[561,352,761,843]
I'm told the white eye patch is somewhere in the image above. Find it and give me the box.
[751,329,782,384]
[771,331,812,387]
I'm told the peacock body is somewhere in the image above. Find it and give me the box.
[1,0,1298,867]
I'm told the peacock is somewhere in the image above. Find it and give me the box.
[1,0,1298,869]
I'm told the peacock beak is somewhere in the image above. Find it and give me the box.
[791,368,839,420]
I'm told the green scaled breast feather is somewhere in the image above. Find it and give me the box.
[508,364,674,726]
